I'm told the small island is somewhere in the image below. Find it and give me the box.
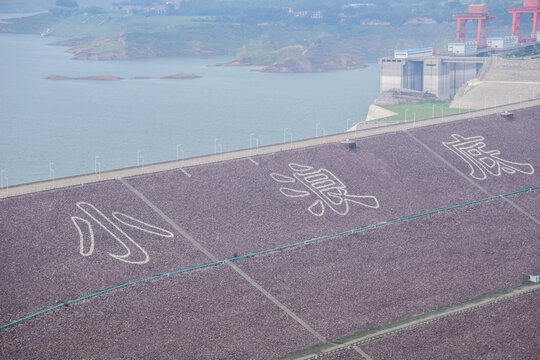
[44,75,123,81]
[44,73,201,81]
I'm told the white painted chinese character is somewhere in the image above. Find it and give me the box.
[443,134,534,180]
[271,163,379,217]
[71,202,174,265]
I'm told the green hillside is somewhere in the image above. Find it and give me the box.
[0,1,525,71]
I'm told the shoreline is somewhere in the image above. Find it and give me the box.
[2,99,538,199]
[43,73,201,81]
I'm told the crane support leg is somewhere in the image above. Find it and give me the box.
[457,19,467,42]
[533,12,539,40]
[512,12,522,41]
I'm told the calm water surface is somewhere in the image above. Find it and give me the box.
[0,33,380,185]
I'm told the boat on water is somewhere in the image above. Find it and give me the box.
[40,28,51,37]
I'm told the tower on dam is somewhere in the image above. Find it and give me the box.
[453,4,497,49]
[509,0,540,42]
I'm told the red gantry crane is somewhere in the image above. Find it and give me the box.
[509,0,540,42]
[453,4,497,49]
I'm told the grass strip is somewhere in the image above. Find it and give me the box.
[371,101,470,123]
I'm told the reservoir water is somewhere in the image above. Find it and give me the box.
[0,33,380,186]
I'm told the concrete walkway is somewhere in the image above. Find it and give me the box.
[1,98,539,199]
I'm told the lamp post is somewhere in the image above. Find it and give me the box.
[176,144,184,161]
[283,128,288,144]
[137,150,142,166]
[432,104,435,118]
[49,162,55,181]
[214,138,219,154]
[288,131,293,148]
[250,133,254,148]
[217,143,223,160]
[0,169,5,188]
[139,155,144,170]
[94,156,101,179]
[405,109,409,122]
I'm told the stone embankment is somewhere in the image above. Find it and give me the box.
[451,58,540,110]
[375,89,437,105]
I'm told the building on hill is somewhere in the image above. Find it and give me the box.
[112,1,178,14]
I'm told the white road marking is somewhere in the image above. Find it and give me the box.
[353,346,374,360]
[179,167,191,178]
[247,157,259,166]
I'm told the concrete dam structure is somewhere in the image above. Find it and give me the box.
[379,56,488,100]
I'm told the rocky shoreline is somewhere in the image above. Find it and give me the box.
[42,31,368,73]
[216,56,365,73]
[214,44,365,73]
[374,89,437,105]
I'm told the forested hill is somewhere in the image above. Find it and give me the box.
[1,0,522,23]
[0,0,523,72]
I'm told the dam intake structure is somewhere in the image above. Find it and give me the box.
[379,55,488,101]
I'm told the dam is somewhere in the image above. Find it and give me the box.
[379,55,489,100]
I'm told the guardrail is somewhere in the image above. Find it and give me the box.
[1,98,539,199]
